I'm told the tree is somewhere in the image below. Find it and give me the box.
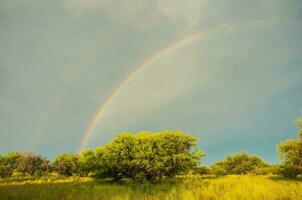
[17,152,49,176]
[210,162,227,176]
[52,154,79,176]
[210,152,267,175]
[93,130,204,182]
[253,164,281,175]
[193,165,210,175]
[278,119,302,178]
[0,152,21,178]
[95,133,137,181]
[78,149,96,176]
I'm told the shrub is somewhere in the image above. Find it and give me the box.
[210,152,267,175]
[278,119,302,178]
[193,165,210,175]
[210,163,227,176]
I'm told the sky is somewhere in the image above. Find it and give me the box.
[0,0,302,165]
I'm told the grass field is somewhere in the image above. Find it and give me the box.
[0,175,301,200]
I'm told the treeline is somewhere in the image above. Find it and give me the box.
[0,131,203,182]
[0,120,301,182]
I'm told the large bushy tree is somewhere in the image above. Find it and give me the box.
[92,130,204,182]
[278,118,302,178]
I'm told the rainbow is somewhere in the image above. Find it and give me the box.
[77,23,233,153]
[78,17,278,152]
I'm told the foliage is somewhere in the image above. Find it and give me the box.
[253,164,281,175]
[278,118,302,178]
[0,152,21,178]
[17,152,49,176]
[210,152,267,175]
[93,130,204,182]
[0,130,203,182]
[52,154,79,176]
[193,165,210,175]
[78,149,96,176]
[209,162,227,176]
[278,140,302,178]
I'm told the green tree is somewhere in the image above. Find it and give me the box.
[17,152,49,176]
[210,162,227,176]
[93,130,204,182]
[253,164,281,175]
[210,152,267,175]
[193,165,210,175]
[52,154,79,176]
[78,149,96,176]
[278,119,302,178]
[0,152,21,178]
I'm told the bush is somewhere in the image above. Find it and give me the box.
[278,119,302,178]
[210,163,227,176]
[210,152,267,175]
[193,165,210,175]
[279,165,301,178]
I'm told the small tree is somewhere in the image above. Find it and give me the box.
[52,154,79,176]
[193,165,210,175]
[0,152,21,178]
[17,152,49,176]
[78,149,96,176]
[210,152,267,175]
[210,162,227,176]
[278,118,302,178]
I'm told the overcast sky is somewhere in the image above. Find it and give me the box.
[1,0,301,164]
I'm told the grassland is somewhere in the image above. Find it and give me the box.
[0,175,301,200]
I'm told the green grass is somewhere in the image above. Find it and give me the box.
[0,175,301,200]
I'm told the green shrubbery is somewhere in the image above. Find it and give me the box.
[277,118,302,178]
[209,152,268,176]
[193,165,210,175]
[0,152,49,178]
[0,130,204,182]
[1,121,302,181]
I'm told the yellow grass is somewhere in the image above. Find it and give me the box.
[0,175,301,200]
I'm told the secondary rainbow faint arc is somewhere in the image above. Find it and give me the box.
[77,23,233,153]
[31,26,123,151]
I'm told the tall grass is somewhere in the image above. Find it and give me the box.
[0,175,301,200]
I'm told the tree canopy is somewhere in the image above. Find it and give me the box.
[210,152,267,176]
[278,119,302,178]
[1,124,301,181]
[87,130,204,182]
[52,154,79,176]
